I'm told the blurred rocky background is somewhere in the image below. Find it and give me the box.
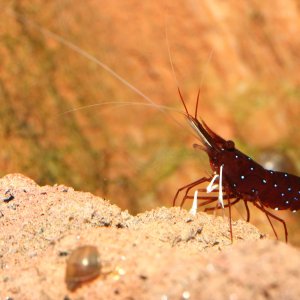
[0,0,300,243]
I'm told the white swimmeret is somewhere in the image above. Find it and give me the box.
[189,165,225,215]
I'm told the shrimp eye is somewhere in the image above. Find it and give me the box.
[225,140,235,150]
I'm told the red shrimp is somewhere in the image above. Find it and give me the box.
[173,89,299,242]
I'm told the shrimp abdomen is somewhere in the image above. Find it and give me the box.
[259,171,300,211]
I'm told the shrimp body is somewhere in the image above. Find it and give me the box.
[176,111,299,242]
[259,171,300,211]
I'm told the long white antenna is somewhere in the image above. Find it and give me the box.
[7,10,159,110]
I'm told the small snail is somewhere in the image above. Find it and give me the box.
[65,245,101,291]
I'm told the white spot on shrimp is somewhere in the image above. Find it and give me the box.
[233,183,237,187]
[281,193,285,197]
[247,157,251,160]
[288,187,292,192]
[284,173,288,177]
[274,183,278,188]
[275,207,279,211]
[294,197,299,201]
[235,155,239,159]
[293,210,297,213]
[250,167,254,171]
[286,201,289,204]
[251,189,255,193]
[241,175,245,180]
[269,170,274,174]
[262,179,267,184]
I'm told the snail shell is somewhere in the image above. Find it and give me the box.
[65,245,101,291]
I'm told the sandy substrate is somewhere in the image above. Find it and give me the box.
[0,174,300,300]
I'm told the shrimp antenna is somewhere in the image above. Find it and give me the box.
[195,88,201,119]
[177,87,189,116]
[7,9,159,110]
[6,9,195,136]
[195,49,214,119]
[164,11,180,89]
[60,101,183,116]
[164,13,190,118]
